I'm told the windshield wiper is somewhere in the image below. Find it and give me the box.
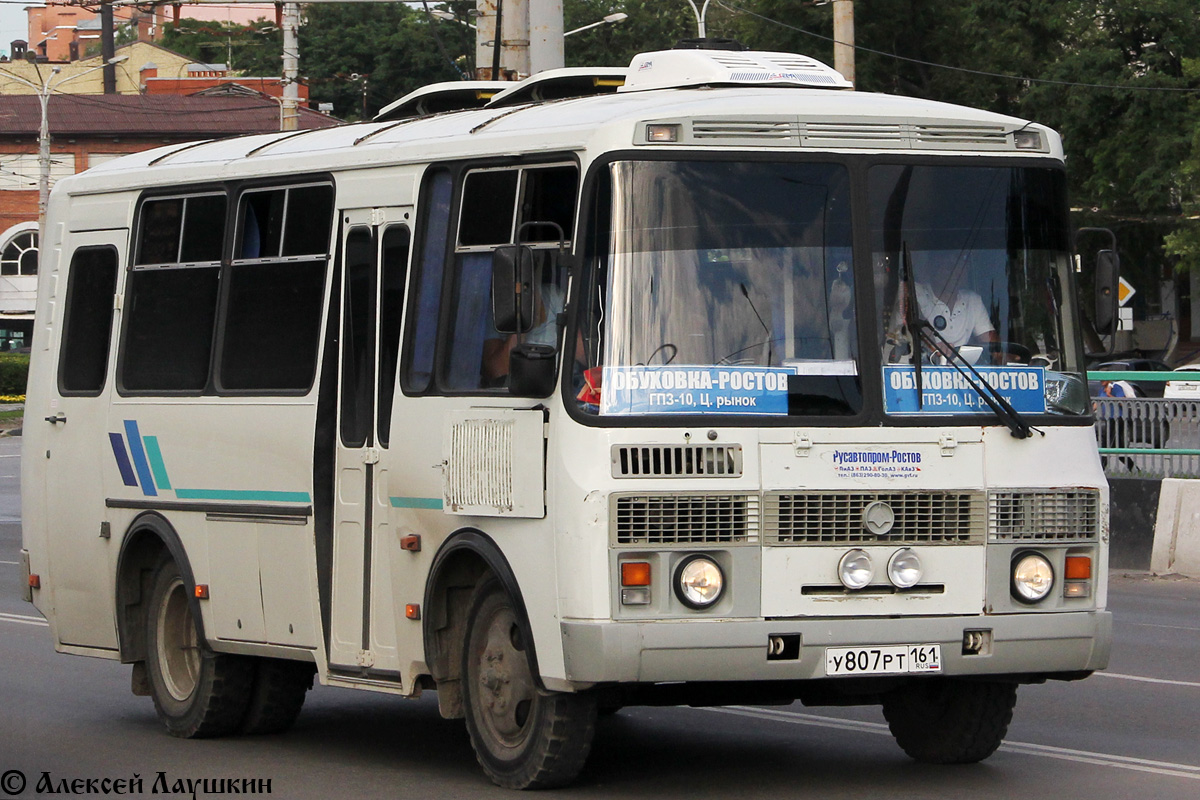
[916,322,1039,440]
[898,243,1035,439]
[900,243,924,407]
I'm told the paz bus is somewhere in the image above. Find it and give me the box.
[21,45,1112,789]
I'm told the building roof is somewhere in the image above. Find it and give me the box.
[0,94,339,137]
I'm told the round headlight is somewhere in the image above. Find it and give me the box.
[674,555,724,609]
[1012,552,1054,603]
[838,549,873,590]
[887,548,923,589]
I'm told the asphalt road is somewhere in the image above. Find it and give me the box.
[2,435,1199,798]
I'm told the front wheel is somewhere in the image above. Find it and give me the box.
[882,678,1017,764]
[461,578,597,789]
[144,557,253,738]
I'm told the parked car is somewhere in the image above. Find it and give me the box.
[1164,361,1200,399]
[1093,358,1172,397]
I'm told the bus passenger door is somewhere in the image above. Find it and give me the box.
[42,233,124,650]
[329,209,411,678]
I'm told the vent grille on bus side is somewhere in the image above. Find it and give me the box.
[763,491,986,545]
[988,490,1100,541]
[612,445,743,478]
[444,418,514,511]
[613,494,759,545]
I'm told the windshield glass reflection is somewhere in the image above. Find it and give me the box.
[871,164,1088,417]
[579,160,861,417]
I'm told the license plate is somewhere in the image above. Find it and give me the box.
[825,644,942,677]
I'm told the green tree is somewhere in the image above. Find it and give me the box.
[299,3,472,120]
[160,19,283,77]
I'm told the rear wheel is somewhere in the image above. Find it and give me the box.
[240,658,315,735]
[144,557,253,738]
[882,678,1017,764]
[461,578,596,789]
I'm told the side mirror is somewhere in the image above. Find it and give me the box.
[492,244,536,335]
[509,343,557,397]
[1093,249,1119,336]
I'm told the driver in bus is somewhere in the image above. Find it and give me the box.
[913,249,999,359]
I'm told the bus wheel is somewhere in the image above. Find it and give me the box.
[461,578,596,789]
[145,557,253,738]
[240,659,315,735]
[882,678,1017,764]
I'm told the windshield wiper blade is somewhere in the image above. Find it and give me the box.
[900,243,923,408]
[916,323,1038,440]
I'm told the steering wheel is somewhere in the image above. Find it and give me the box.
[644,343,678,366]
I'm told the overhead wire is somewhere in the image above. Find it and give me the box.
[717,1,1200,94]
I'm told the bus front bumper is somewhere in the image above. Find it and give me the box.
[559,610,1112,684]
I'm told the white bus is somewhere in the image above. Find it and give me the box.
[22,46,1111,789]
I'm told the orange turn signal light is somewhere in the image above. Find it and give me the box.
[194,584,210,599]
[1064,556,1091,580]
[405,604,421,620]
[620,562,652,587]
[28,574,40,589]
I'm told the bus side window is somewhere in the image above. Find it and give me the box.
[402,169,453,394]
[122,193,226,393]
[58,247,119,395]
[377,225,410,447]
[219,183,332,393]
[445,164,577,392]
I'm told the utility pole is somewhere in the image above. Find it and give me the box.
[101,1,116,93]
[476,0,564,79]
[528,0,563,75]
[832,0,855,86]
[281,2,300,130]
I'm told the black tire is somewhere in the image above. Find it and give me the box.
[882,679,1017,764]
[461,578,597,789]
[240,658,316,735]
[144,557,253,738]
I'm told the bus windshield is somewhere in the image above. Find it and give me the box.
[872,164,1088,418]
[579,159,861,417]
[577,159,1088,421]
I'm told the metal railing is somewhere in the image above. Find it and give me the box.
[1088,369,1200,478]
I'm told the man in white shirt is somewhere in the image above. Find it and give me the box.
[913,250,998,356]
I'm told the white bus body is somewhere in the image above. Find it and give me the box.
[22,48,1110,788]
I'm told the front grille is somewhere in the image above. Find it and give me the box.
[989,490,1100,541]
[764,491,985,545]
[613,494,759,545]
[612,444,743,478]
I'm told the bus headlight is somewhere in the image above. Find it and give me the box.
[1011,552,1054,603]
[674,555,724,609]
[887,548,923,589]
[838,549,873,590]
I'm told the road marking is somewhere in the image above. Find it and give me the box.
[0,611,48,627]
[1118,620,1200,632]
[705,707,1200,780]
[1095,672,1200,689]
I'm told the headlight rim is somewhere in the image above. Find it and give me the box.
[886,547,923,589]
[1011,550,1055,604]
[673,553,725,610]
[838,548,874,591]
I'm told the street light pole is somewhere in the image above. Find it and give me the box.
[0,56,128,247]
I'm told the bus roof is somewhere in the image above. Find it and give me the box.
[64,50,1059,196]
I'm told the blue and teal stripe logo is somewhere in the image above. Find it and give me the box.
[108,420,311,504]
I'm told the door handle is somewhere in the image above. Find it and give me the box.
[44,413,66,425]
